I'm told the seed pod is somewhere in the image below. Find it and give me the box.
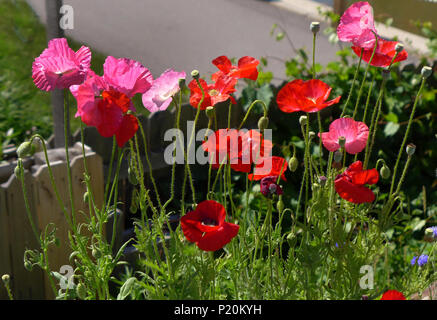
[205,106,215,119]
[338,136,346,148]
[421,66,432,79]
[310,21,320,34]
[191,69,200,79]
[406,143,416,156]
[288,157,298,172]
[395,43,404,53]
[276,197,285,214]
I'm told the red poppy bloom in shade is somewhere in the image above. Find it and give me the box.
[380,290,406,300]
[319,117,369,154]
[248,156,288,182]
[202,129,242,170]
[334,161,379,204]
[188,75,237,110]
[211,55,259,82]
[352,38,408,68]
[276,79,341,113]
[180,200,240,252]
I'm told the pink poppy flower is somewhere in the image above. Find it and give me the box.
[103,56,153,97]
[32,38,91,91]
[352,38,408,68]
[73,56,153,147]
[142,69,186,113]
[337,2,378,49]
[319,118,369,154]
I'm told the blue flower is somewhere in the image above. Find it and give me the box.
[411,254,429,267]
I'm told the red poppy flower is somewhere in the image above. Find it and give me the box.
[248,156,287,181]
[352,38,408,68]
[334,161,379,204]
[380,290,406,300]
[189,75,237,110]
[94,90,139,148]
[180,200,239,251]
[211,55,259,82]
[276,79,341,113]
[203,129,273,173]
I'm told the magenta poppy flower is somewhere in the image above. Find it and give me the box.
[276,79,341,113]
[32,38,91,91]
[102,56,153,97]
[335,161,379,204]
[352,38,408,68]
[142,69,186,113]
[337,2,378,49]
[319,118,369,155]
[181,200,239,252]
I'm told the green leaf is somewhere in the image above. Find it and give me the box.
[384,112,398,123]
[256,84,274,107]
[117,277,137,300]
[384,122,400,137]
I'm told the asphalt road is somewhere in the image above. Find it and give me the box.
[27,0,340,82]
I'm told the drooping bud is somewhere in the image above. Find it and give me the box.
[309,131,316,140]
[310,21,320,34]
[276,196,284,214]
[299,115,308,126]
[406,143,416,156]
[380,164,391,179]
[421,66,432,79]
[258,116,269,131]
[191,69,200,79]
[338,136,346,148]
[76,283,87,300]
[92,247,101,259]
[83,191,89,204]
[17,141,34,158]
[24,261,33,271]
[288,156,298,172]
[334,150,343,163]
[14,159,23,178]
[2,274,10,285]
[205,106,215,119]
[395,43,404,53]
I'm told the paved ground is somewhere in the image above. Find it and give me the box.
[27,0,340,82]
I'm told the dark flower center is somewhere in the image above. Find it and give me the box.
[201,218,218,227]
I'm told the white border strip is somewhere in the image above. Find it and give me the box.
[271,0,430,55]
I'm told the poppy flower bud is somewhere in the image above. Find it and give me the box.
[288,156,298,172]
[395,43,404,53]
[421,66,432,79]
[310,21,320,34]
[14,159,23,178]
[178,78,186,89]
[312,183,320,191]
[338,136,346,148]
[205,106,215,119]
[380,164,391,179]
[191,69,200,79]
[24,261,33,271]
[276,196,285,214]
[92,247,101,259]
[17,141,34,158]
[258,116,269,131]
[127,166,138,186]
[406,143,416,156]
[309,131,316,140]
[299,115,308,126]
[2,274,10,285]
[76,283,87,300]
[83,191,89,204]
[334,150,343,163]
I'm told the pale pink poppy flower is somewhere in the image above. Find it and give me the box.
[319,117,369,154]
[142,69,186,113]
[32,38,91,91]
[102,56,153,97]
[337,2,378,50]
